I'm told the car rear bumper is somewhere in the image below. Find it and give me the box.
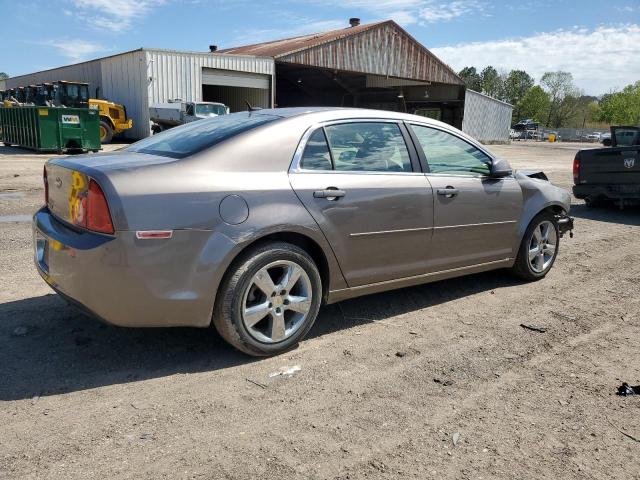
[33,207,230,328]
[573,184,640,200]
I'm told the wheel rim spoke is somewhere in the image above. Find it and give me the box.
[271,314,286,342]
[528,246,540,262]
[280,264,302,292]
[253,268,276,296]
[243,302,270,328]
[286,295,311,314]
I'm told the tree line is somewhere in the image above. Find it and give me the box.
[458,66,640,129]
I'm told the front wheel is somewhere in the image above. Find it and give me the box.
[511,212,560,281]
[213,242,322,356]
[99,120,113,144]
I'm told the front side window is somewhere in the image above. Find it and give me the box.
[324,122,412,173]
[411,125,491,176]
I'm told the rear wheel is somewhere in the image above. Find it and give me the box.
[213,242,322,356]
[511,212,560,281]
[99,120,113,144]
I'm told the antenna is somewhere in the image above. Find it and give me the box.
[245,100,263,112]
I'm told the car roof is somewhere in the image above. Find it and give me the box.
[253,106,453,129]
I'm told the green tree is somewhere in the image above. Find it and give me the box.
[515,86,550,123]
[596,81,640,125]
[0,72,9,80]
[504,70,534,107]
[458,66,482,91]
[480,66,503,99]
[540,71,581,128]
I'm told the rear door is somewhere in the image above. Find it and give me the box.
[288,121,434,287]
[408,123,523,271]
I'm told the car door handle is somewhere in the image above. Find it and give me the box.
[313,188,346,199]
[437,187,459,197]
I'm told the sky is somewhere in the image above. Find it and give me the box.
[0,0,639,95]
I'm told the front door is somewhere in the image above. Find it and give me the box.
[289,122,434,287]
[409,123,523,271]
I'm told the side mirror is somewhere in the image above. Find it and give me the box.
[490,158,513,178]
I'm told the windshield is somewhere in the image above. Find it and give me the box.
[195,104,227,116]
[127,112,278,159]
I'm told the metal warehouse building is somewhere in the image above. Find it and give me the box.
[5,49,274,139]
[5,19,511,141]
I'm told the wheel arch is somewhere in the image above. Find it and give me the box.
[517,201,566,241]
[215,230,335,311]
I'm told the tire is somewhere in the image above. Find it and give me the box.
[3,142,12,147]
[213,242,322,356]
[511,211,560,281]
[99,120,113,144]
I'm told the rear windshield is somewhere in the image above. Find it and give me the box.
[127,112,278,159]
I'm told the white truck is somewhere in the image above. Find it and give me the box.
[150,100,229,134]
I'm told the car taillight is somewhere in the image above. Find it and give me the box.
[43,166,49,205]
[573,154,580,183]
[87,179,114,234]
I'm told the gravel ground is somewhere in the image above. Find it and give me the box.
[1,141,639,480]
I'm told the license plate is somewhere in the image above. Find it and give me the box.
[35,232,49,273]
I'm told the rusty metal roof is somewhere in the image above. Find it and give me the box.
[219,21,387,57]
[220,20,464,85]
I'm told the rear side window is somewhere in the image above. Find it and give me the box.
[324,122,412,172]
[300,129,332,170]
[127,113,278,159]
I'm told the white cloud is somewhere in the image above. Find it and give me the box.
[419,1,486,23]
[431,25,640,94]
[42,39,108,63]
[71,0,166,32]
[302,0,484,26]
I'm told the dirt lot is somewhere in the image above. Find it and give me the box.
[1,141,639,480]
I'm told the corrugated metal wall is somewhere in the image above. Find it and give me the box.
[100,51,148,139]
[5,59,104,92]
[279,22,463,85]
[144,49,274,138]
[462,90,512,144]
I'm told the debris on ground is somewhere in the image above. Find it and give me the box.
[616,382,640,396]
[452,432,460,446]
[520,323,547,333]
[434,378,455,386]
[269,365,301,378]
[246,378,267,389]
[396,351,407,357]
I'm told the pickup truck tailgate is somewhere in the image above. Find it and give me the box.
[577,146,640,185]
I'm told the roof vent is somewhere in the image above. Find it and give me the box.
[349,17,360,27]
[209,45,218,52]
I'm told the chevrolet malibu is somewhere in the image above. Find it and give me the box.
[34,108,573,356]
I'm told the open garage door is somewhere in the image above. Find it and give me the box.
[202,68,271,112]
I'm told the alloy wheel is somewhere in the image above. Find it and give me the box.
[241,260,313,343]
[528,220,557,273]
